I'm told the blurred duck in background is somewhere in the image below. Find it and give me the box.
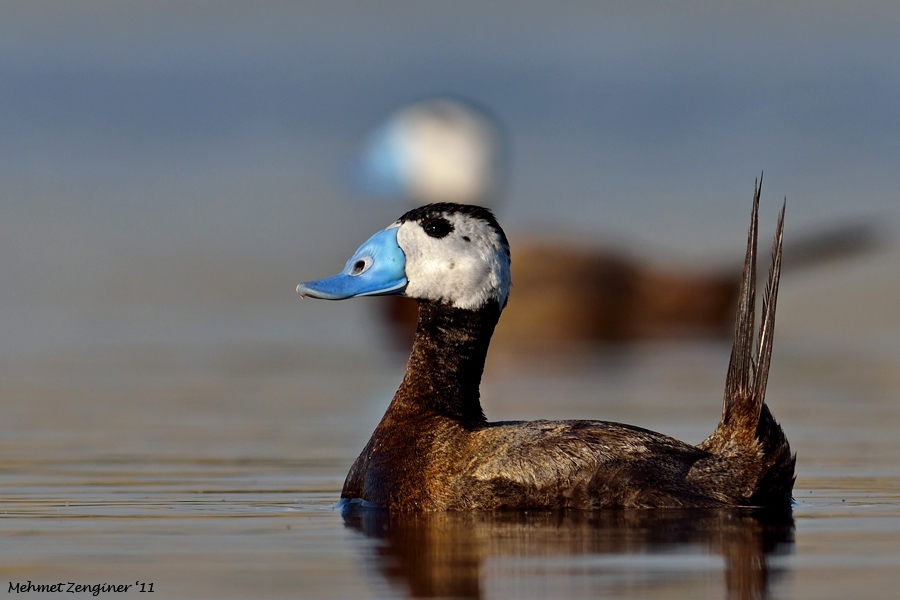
[348,97,882,352]
[350,97,508,207]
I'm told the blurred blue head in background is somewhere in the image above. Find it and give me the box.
[347,97,508,207]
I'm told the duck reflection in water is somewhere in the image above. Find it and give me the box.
[342,507,794,600]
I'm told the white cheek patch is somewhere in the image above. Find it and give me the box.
[396,214,510,310]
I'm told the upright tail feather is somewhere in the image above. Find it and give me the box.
[716,177,786,437]
[701,178,795,506]
[721,177,761,432]
[751,200,785,429]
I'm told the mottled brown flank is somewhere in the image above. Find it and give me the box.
[342,189,795,511]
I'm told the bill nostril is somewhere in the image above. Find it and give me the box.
[351,259,367,275]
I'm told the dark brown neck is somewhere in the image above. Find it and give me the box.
[391,299,500,428]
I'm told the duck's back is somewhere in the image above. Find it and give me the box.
[462,420,715,509]
[341,417,768,511]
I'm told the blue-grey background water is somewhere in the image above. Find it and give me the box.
[1,2,899,598]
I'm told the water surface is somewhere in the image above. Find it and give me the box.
[2,340,898,599]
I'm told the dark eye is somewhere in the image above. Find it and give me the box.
[424,217,453,239]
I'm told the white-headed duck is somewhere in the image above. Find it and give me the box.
[297,182,795,510]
